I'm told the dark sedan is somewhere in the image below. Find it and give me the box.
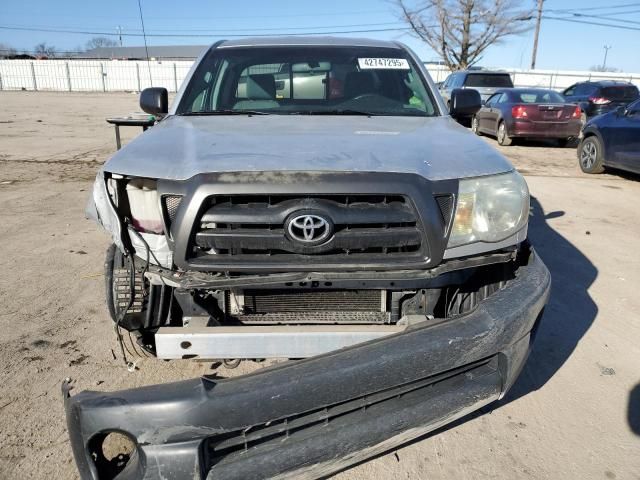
[562,80,639,121]
[472,88,582,146]
[578,99,640,174]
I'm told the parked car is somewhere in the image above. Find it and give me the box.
[562,80,639,122]
[439,70,514,107]
[66,37,550,480]
[472,88,582,146]
[578,99,640,174]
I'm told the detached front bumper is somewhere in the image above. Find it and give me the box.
[64,250,550,480]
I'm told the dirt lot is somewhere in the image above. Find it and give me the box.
[1,92,639,479]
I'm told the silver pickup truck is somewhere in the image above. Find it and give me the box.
[66,37,550,480]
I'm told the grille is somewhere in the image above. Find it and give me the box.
[192,195,425,264]
[435,194,454,232]
[163,195,183,223]
[242,289,382,313]
[225,289,388,324]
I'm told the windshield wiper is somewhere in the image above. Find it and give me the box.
[290,109,375,116]
[180,110,271,116]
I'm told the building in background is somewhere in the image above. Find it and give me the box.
[76,45,207,61]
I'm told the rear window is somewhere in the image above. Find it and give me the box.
[512,91,565,104]
[600,86,639,101]
[464,74,513,88]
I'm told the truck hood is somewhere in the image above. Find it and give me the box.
[103,114,513,181]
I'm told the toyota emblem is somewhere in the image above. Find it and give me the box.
[287,214,332,244]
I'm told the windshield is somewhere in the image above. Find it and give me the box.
[465,74,513,88]
[177,46,437,117]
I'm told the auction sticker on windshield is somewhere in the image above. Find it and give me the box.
[358,58,410,70]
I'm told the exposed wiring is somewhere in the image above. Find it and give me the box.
[114,245,135,371]
[445,287,461,318]
[127,226,151,297]
[127,226,169,289]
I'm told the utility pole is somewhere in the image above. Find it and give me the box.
[602,45,612,70]
[530,0,544,70]
[116,26,123,47]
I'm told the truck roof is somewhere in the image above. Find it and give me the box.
[217,36,403,49]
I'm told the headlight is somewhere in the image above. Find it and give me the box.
[447,171,529,248]
[125,178,164,234]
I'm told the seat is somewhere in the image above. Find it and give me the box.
[234,73,279,110]
[344,71,377,99]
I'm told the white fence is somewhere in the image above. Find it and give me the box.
[0,59,638,93]
[0,59,193,92]
[426,64,640,91]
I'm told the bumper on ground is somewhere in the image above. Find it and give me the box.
[64,250,550,480]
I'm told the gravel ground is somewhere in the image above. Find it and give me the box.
[0,92,639,480]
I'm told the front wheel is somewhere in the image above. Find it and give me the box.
[578,136,605,174]
[471,116,482,136]
[497,121,512,146]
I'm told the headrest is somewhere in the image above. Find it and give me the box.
[344,71,377,98]
[246,74,276,100]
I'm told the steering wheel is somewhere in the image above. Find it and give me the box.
[351,93,380,102]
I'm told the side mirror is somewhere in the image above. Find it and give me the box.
[140,87,168,117]
[449,88,481,119]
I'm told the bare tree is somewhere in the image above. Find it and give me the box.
[395,0,534,70]
[34,42,56,58]
[85,37,119,50]
[590,65,620,73]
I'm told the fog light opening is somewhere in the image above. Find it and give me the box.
[88,431,137,480]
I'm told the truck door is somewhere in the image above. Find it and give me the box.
[610,100,640,171]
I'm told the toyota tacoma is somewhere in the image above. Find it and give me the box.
[65,37,551,480]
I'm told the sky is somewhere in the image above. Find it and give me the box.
[1,0,639,72]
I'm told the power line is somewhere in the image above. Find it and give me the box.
[0,21,406,34]
[546,2,640,13]
[543,15,640,31]
[138,22,406,32]
[596,7,640,17]
[0,24,413,37]
[0,9,393,22]
[562,11,640,26]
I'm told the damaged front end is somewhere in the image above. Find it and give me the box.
[73,169,550,479]
[64,246,549,480]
